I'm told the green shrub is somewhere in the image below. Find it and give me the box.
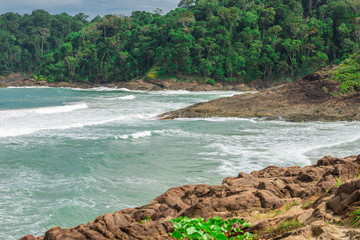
[146,67,160,79]
[205,79,216,86]
[169,216,253,240]
[333,52,360,94]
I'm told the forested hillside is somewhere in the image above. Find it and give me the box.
[0,10,94,75]
[2,0,360,83]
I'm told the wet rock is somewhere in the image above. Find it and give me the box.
[30,155,360,240]
[159,66,360,122]
[0,76,264,92]
[327,180,360,214]
[20,235,36,240]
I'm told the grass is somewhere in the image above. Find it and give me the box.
[301,200,314,210]
[273,210,283,217]
[285,203,291,211]
[351,209,360,227]
[335,177,342,187]
[285,201,300,211]
[256,209,283,219]
[276,219,302,233]
[266,219,303,235]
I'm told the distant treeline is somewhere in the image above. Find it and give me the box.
[1,0,360,83]
[0,10,100,75]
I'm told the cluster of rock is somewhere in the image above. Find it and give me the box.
[21,154,360,240]
[159,67,360,121]
[0,74,267,91]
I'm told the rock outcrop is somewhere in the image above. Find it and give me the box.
[24,154,360,240]
[0,75,269,92]
[159,66,360,121]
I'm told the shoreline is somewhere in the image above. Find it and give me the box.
[159,67,360,122]
[22,154,360,240]
[0,75,279,92]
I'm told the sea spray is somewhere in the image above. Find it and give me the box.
[0,87,359,239]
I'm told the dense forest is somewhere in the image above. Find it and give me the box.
[1,0,360,83]
[0,10,97,75]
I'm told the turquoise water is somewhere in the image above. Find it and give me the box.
[0,87,359,239]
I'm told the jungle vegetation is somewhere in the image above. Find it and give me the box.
[1,0,360,84]
[0,10,94,75]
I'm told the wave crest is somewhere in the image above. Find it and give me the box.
[115,131,152,140]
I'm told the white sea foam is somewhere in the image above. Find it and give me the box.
[294,133,360,160]
[148,90,243,95]
[33,103,88,114]
[132,130,152,138]
[1,103,88,118]
[154,129,206,139]
[87,87,119,91]
[2,86,360,240]
[113,89,249,96]
[0,128,36,138]
[115,95,136,100]
[70,87,253,97]
[6,86,51,89]
[0,115,134,138]
[115,131,153,139]
[175,117,258,122]
[45,116,137,131]
[71,87,120,91]
[185,177,207,183]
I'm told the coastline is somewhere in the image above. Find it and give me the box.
[159,67,360,122]
[0,74,277,92]
[8,70,359,239]
[23,154,360,240]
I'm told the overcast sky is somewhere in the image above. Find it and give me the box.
[0,0,179,19]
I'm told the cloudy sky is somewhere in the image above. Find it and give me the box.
[0,0,179,19]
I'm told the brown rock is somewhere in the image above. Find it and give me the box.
[20,235,36,240]
[255,190,284,209]
[159,66,360,122]
[32,155,360,240]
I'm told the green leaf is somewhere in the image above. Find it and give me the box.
[215,233,228,240]
[242,222,251,228]
[212,225,222,232]
[198,222,211,233]
[170,230,184,239]
[188,232,203,239]
[186,227,198,235]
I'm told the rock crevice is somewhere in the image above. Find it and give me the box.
[22,154,360,240]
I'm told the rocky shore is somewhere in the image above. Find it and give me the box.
[159,66,360,121]
[21,154,360,240]
[0,74,272,91]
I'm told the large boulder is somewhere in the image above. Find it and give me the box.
[23,155,360,240]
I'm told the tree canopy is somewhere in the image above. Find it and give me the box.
[0,10,90,75]
[1,0,360,84]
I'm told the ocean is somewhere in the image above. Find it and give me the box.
[0,87,359,239]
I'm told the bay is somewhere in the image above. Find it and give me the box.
[0,87,359,239]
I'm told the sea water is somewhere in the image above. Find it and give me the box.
[0,87,359,239]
